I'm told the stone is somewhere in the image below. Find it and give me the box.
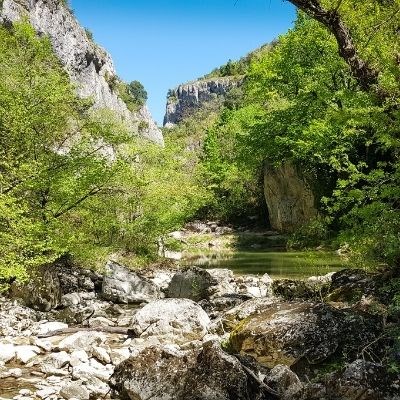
[58,331,106,353]
[265,365,303,399]
[110,341,265,400]
[41,351,70,372]
[264,161,317,232]
[91,346,111,365]
[70,350,89,367]
[31,338,52,352]
[88,316,114,328]
[36,322,68,336]
[60,293,81,307]
[15,345,40,364]
[132,298,210,344]
[294,359,399,400]
[110,348,131,365]
[221,297,277,331]
[0,343,16,363]
[102,261,161,304]
[60,381,90,400]
[35,388,57,399]
[72,360,113,383]
[272,279,329,300]
[166,267,217,301]
[229,301,383,369]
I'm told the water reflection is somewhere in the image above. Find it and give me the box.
[182,250,346,279]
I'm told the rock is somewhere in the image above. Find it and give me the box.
[41,351,70,373]
[166,267,217,301]
[31,338,52,352]
[0,343,16,363]
[264,161,317,232]
[92,346,111,365]
[207,268,238,298]
[102,261,161,303]
[72,359,113,383]
[132,298,210,344]
[327,269,377,303]
[15,345,41,364]
[110,348,131,365]
[236,275,273,298]
[221,297,277,331]
[110,341,265,400]
[265,365,303,399]
[229,302,383,369]
[0,0,163,144]
[10,266,61,311]
[272,279,329,300]
[58,331,106,353]
[35,388,57,399]
[60,381,90,400]
[36,321,68,336]
[70,350,89,367]
[60,293,81,307]
[164,78,241,127]
[294,359,399,400]
[88,316,114,328]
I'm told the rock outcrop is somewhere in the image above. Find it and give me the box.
[164,77,241,126]
[264,162,318,232]
[110,341,267,400]
[0,0,163,144]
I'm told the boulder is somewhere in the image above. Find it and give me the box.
[294,359,399,400]
[166,267,217,301]
[58,331,106,353]
[229,302,383,369]
[0,343,16,363]
[272,278,329,301]
[102,261,161,303]
[110,341,266,400]
[60,381,90,400]
[36,321,68,336]
[131,298,210,344]
[264,161,317,232]
[265,365,303,399]
[15,345,41,364]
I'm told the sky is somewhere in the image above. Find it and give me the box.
[70,0,296,125]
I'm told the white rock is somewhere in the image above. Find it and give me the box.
[32,338,52,352]
[61,293,81,307]
[91,346,111,365]
[88,317,114,328]
[110,348,131,365]
[35,388,57,399]
[0,343,15,363]
[41,351,70,371]
[58,331,106,353]
[60,381,89,400]
[36,322,68,336]
[132,298,210,344]
[70,350,89,366]
[15,345,40,364]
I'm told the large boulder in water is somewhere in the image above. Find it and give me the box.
[110,341,267,400]
[131,298,211,344]
[228,301,383,370]
[101,261,161,304]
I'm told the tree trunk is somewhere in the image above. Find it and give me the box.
[288,0,379,91]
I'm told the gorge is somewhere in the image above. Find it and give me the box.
[0,1,400,400]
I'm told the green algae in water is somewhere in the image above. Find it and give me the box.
[182,250,347,279]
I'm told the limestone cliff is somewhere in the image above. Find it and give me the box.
[164,77,241,127]
[0,0,163,144]
[264,162,318,232]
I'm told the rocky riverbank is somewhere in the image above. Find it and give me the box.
[0,260,399,400]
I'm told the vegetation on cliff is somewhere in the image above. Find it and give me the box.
[0,22,206,287]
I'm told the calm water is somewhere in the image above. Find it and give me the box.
[182,250,347,279]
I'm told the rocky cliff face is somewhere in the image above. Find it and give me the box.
[264,162,318,232]
[164,77,240,127]
[0,0,163,144]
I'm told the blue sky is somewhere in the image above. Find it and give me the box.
[70,0,296,124]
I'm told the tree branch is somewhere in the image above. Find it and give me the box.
[287,0,379,91]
